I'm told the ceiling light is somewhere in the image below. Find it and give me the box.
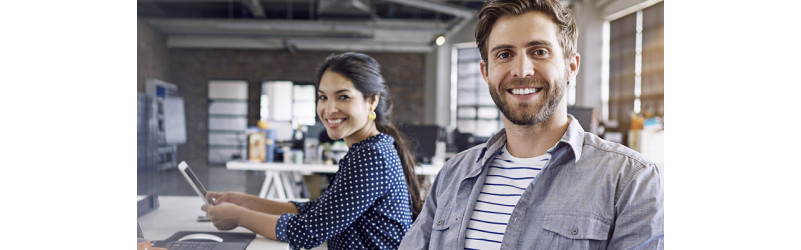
[435,35,446,46]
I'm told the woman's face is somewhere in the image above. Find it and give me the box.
[317,70,376,145]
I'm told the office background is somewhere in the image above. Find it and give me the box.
[11,1,801,249]
[136,0,665,198]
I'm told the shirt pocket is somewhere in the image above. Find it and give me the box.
[431,206,452,231]
[542,212,611,241]
[425,206,456,249]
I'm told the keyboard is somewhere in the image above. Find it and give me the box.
[152,240,219,250]
[150,231,255,250]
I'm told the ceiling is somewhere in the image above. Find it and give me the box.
[138,0,486,52]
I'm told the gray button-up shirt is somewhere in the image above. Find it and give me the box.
[400,115,664,249]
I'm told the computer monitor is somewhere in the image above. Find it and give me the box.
[453,129,489,152]
[400,125,444,164]
[567,106,595,134]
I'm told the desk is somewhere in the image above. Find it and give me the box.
[137,195,290,249]
[226,161,442,199]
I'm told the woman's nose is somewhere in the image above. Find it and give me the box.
[319,100,338,116]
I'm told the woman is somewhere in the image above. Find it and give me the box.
[201,52,422,249]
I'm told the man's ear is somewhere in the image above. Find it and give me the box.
[480,60,489,84]
[568,52,580,79]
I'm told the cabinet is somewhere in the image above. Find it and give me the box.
[138,79,181,171]
[207,80,249,165]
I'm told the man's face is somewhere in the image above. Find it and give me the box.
[480,11,579,126]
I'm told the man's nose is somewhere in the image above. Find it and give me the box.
[511,56,535,78]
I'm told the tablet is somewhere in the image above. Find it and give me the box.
[178,161,213,205]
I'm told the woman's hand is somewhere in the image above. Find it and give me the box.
[206,191,257,209]
[206,191,298,215]
[201,202,245,231]
[201,201,282,241]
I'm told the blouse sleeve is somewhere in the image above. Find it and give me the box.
[275,144,390,249]
[290,200,313,214]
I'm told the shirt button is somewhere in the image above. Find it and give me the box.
[571,227,579,235]
[437,220,443,225]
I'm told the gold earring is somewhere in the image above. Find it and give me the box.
[368,107,376,120]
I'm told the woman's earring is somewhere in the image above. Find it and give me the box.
[368,107,376,120]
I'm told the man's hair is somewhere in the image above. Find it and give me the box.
[475,0,578,63]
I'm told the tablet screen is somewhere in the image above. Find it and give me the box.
[178,161,210,205]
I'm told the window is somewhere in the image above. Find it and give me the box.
[453,45,502,137]
[260,81,317,140]
[261,81,293,122]
[292,84,317,127]
[605,1,664,146]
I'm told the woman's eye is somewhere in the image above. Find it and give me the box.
[317,95,327,101]
[338,95,351,100]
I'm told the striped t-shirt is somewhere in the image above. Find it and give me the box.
[464,145,551,250]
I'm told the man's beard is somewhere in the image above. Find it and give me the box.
[488,75,566,126]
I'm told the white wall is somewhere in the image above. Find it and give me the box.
[423,17,477,128]
[573,0,607,117]
[423,43,453,127]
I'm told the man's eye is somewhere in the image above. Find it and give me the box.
[498,52,511,59]
[533,49,549,56]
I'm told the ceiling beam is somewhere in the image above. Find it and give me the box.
[140,0,477,52]
[145,18,447,35]
[167,35,433,52]
[382,0,475,18]
[139,0,230,2]
[140,0,266,17]
[289,38,433,52]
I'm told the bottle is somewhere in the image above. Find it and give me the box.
[294,124,304,141]
[258,120,275,162]
[292,124,305,149]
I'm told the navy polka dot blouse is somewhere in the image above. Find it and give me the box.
[275,133,414,249]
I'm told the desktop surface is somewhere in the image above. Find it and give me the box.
[138,195,290,250]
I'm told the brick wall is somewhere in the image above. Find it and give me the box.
[138,20,427,193]
[136,20,169,92]
[167,48,427,167]
[137,20,173,195]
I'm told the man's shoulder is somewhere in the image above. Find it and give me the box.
[576,133,662,202]
[451,143,486,159]
[579,132,655,170]
[438,144,486,177]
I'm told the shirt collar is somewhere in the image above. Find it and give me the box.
[473,114,586,171]
[466,129,507,178]
[558,114,585,163]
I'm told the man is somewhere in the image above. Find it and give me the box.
[399,0,663,249]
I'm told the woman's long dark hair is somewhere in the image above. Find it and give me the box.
[315,52,422,220]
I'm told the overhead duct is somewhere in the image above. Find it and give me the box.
[318,0,372,18]
[140,0,477,51]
